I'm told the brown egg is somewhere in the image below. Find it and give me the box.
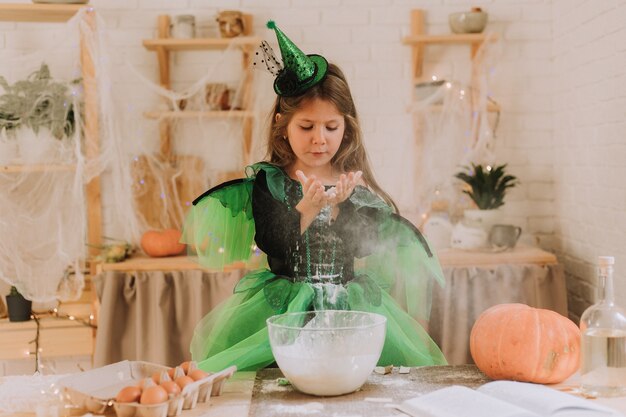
[167,367,176,379]
[174,375,194,390]
[115,386,142,403]
[188,369,210,381]
[140,385,168,405]
[160,380,181,395]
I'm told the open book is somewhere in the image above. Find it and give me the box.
[395,381,623,417]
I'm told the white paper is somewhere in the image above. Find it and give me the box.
[478,381,621,417]
[395,385,538,417]
[395,382,623,417]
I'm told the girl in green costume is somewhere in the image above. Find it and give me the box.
[182,22,447,372]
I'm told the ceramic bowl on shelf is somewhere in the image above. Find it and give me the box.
[449,8,488,34]
[414,79,446,104]
[267,310,386,396]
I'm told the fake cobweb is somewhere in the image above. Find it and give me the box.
[0,9,274,302]
[0,10,129,302]
[401,33,502,222]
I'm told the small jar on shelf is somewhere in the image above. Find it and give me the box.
[171,14,196,39]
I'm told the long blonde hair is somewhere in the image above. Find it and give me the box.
[266,63,397,212]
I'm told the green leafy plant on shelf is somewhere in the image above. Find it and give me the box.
[0,63,80,140]
[455,163,519,210]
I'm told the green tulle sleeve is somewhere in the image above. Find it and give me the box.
[351,192,445,324]
[181,178,267,270]
[181,162,289,270]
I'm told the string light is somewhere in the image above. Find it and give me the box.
[25,307,97,373]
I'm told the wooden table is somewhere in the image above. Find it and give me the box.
[2,366,626,417]
[158,367,626,417]
[437,245,558,267]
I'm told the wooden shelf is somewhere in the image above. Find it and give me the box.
[0,3,86,22]
[142,36,262,52]
[402,33,498,46]
[1,163,76,173]
[96,255,245,273]
[438,245,557,268]
[404,10,499,79]
[143,110,255,120]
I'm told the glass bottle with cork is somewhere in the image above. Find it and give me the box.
[580,256,626,397]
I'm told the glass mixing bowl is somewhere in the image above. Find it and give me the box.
[267,310,387,396]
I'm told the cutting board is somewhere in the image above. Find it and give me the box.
[132,154,205,230]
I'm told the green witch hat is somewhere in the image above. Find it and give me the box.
[266,21,328,97]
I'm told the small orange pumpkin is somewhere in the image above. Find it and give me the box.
[470,303,580,384]
[141,229,186,257]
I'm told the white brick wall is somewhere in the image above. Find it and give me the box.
[2,0,624,321]
[553,0,626,321]
[0,0,561,221]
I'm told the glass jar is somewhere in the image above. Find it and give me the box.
[171,14,196,39]
[580,256,626,397]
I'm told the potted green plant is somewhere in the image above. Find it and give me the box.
[454,163,518,231]
[5,285,32,322]
[0,63,80,164]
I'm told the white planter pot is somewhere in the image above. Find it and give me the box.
[451,222,488,250]
[463,209,501,233]
[423,215,453,250]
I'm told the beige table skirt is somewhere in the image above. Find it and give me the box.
[93,250,567,368]
[93,269,244,367]
[429,263,567,365]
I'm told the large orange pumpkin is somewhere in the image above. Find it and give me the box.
[470,303,580,384]
[141,229,186,257]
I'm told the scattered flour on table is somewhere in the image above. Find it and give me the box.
[0,374,66,412]
[379,378,411,386]
[260,382,291,394]
[331,413,363,417]
[270,402,324,414]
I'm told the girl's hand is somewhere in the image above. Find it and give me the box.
[328,171,362,206]
[295,170,330,214]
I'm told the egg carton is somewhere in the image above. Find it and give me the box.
[114,397,181,417]
[58,360,237,416]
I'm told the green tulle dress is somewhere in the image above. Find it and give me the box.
[181,162,447,372]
